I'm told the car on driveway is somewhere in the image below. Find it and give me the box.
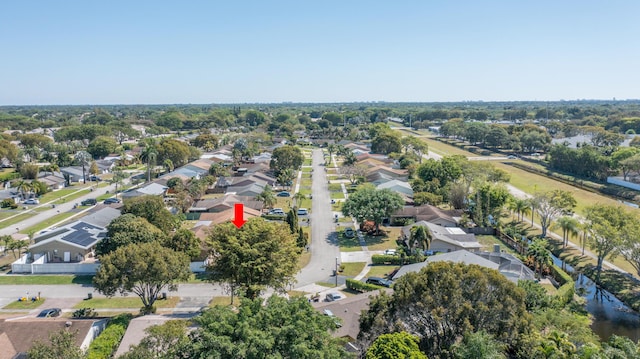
[383,249,397,256]
[344,228,355,238]
[366,277,393,288]
[276,191,291,197]
[268,208,285,215]
[507,155,518,159]
[37,308,61,318]
[103,198,121,204]
[325,292,344,302]
[297,208,309,215]
[23,198,39,205]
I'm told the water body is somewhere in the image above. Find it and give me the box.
[552,256,640,342]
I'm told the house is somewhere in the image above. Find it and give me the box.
[59,166,86,183]
[37,174,67,191]
[251,152,272,164]
[0,318,108,358]
[226,176,268,189]
[376,180,413,197]
[393,249,535,283]
[0,189,20,203]
[401,221,482,253]
[199,206,262,226]
[226,183,265,198]
[119,182,168,199]
[391,205,461,227]
[190,194,263,213]
[366,165,407,180]
[94,159,116,173]
[27,207,120,263]
[184,159,214,174]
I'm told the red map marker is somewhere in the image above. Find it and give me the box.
[232,203,247,228]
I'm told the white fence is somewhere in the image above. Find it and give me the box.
[12,255,207,274]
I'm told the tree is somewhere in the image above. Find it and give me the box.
[97,213,168,256]
[93,242,190,314]
[140,145,158,182]
[87,136,117,159]
[191,133,219,150]
[122,195,181,233]
[342,185,404,234]
[508,197,531,222]
[120,320,190,359]
[184,296,353,358]
[293,192,306,208]
[366,332,427,359]
[409,225,431,254]
[585,205,634,283]
[255,185,276,209]
[27,329,84,359]
[358,261,531,358]
[452,331,506,359]
[553,215,579,248]
[109,169,127,198]
[156,138,190,168]
[371,132,402,155]
[527,238,552,278]
[74,150,92,184]
[166,228,201,260]
[286,208,298,234]
[619,154,640,181]
[532,190,576,237]
[206,218,300,299]
[270,145,304,177]
[341,164,368,185]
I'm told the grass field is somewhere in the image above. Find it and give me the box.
[0,275,93,285]
[74,296,181,309]
[20,211,80,235]
[3,298,45,309]
[366,265,399,279]
[340,262,366,277]
[475,235,519,256]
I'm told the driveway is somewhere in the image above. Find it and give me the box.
[295,149,340,287]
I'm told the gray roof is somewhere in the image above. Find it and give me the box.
[393,250,499,280]
[30,220,108,250]
[401,221,481,250]
[81,207,121,228]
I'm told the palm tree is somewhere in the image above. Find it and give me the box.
[48,163,60,176]
[293,192,306,208]
[163,159,174,173]
[255,185,276,210]
[509,198,531,222]
[14,180,32,200]
[528,238,552,278]
[554,216,579,248]
[74,151,92,184]
[409,225,432,255]
[140,145,158,182]
[109,170,127,199]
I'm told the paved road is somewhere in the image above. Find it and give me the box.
[295,148,340,286]
[0,182,120,237]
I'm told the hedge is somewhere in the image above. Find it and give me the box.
[549,264,575,306]
[371,254,422,265]
[346,278,384,292]
[86,313,133,359]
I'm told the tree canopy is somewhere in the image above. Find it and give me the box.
[342,185,404,233]
[93,242,191,313]
[270,145,304,177]
[206,218,301,299]
[358,261,532,358]
[365,332,427,359]
[97,213,167,256]
[122,195,181,233]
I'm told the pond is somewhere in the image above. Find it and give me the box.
[552,255,640,342]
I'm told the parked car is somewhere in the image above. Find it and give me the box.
[383,249,397,256]
[89,175,102,181]
[344,228,355,238]
[37,308,61,318]
[81,198,97,206]
[366,277,393,288]
[268,208,285,215]
[103,198,121,204]
[530,153,541,157]
[297,208,309,215]
[23,198,39,205]
[276,191,291,197]
[325,292,344,302]
[507,155,518,159]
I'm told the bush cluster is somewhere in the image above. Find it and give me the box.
[371,254,422,265]
[346,278,384,292]
[86,313,133,359]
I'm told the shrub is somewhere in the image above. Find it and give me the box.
[1,198,14,208]
[346,278,384,292]
[86,313,133,359]
[261,214,286,221]
[72,307,97,318]
[371,254,422,265]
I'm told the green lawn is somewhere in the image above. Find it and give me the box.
[330,191,345,199]
[301,167,313,173]
[475,235,519,256]
[366,265,399,279]
[337,228,362,252]
[340,262,366,277]
[0,275,93,285]
[209,296,240,307]
[3,298,45,309]
[74,296,181,309]
[300,178,312,187]
[361,226,402,251]
[20,211,80,235]
[328,183,342,192]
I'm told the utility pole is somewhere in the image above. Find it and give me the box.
[335,257,339,287]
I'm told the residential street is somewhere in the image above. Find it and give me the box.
[295,148,340,286]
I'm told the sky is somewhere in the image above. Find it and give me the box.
[1,1,639,105]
